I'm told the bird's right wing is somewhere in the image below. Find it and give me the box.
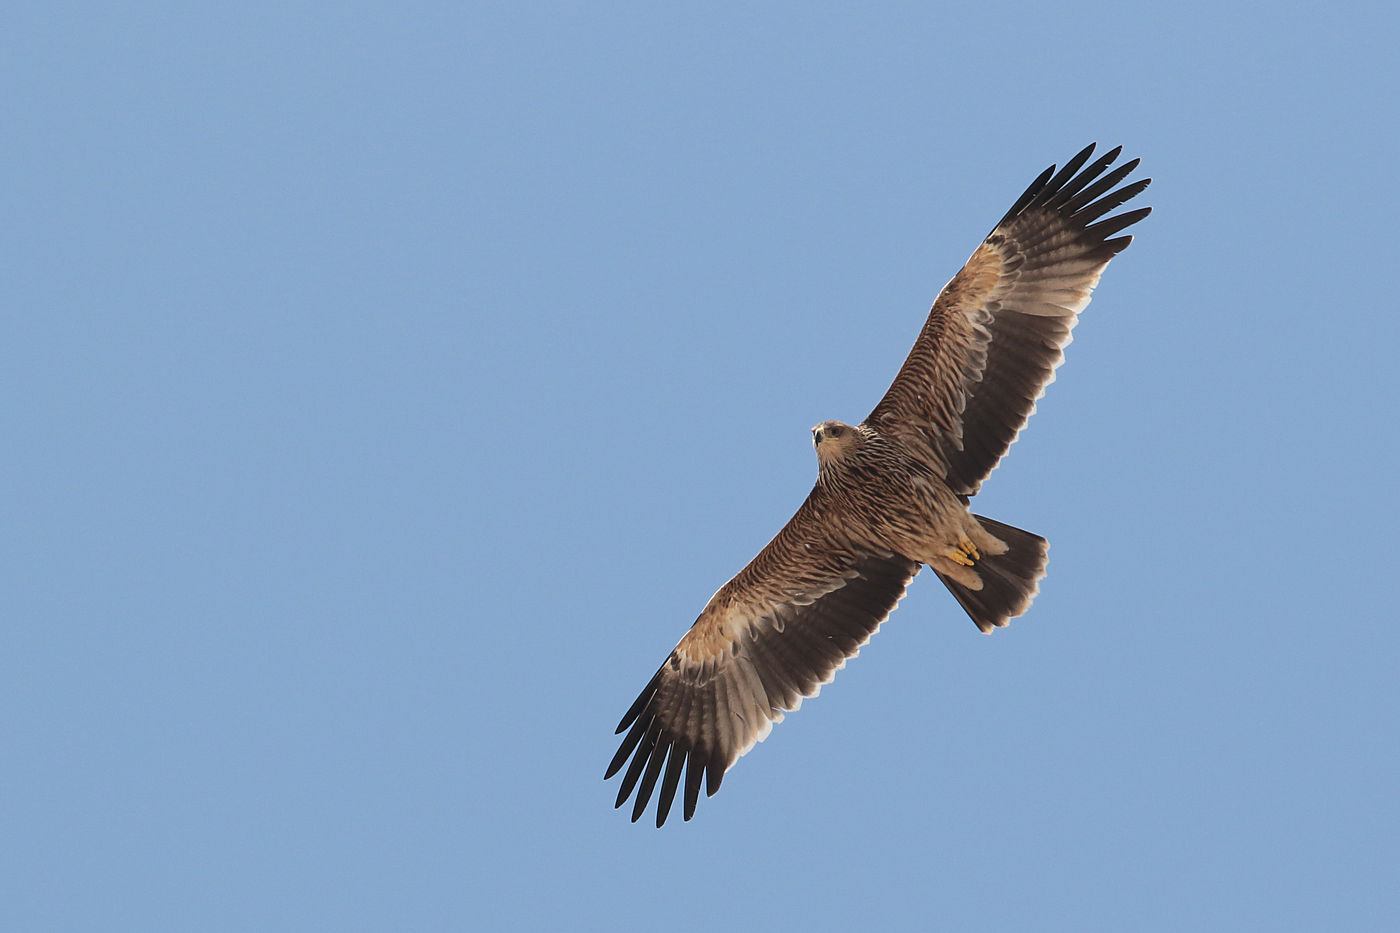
[606,496,920,827]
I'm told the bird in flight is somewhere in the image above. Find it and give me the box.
[606,144,1151,826]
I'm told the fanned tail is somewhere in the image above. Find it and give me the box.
[935,515,1048,633]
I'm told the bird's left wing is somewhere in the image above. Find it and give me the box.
[606,498,920,827]
[866,144,1151,495]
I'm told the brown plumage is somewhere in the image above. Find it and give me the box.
[607,144,1151,826]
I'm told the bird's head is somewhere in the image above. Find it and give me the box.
[812,420,862,470]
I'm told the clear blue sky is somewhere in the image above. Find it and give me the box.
[5,2,1397,930]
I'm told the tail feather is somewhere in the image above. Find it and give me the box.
[935,515,1048,633]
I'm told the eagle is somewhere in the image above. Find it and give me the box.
[607,144,1150,826]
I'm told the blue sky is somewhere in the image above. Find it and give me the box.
[5,2,1398,930]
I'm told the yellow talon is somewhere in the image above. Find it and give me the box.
[944,536,980,566]
[961,536,980,561]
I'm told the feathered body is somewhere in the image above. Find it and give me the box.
[811,422,992,572]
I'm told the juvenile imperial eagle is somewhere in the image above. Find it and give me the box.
[607,144,1151,826]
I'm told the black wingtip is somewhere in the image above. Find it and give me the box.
[1087,205,1153,240]
[993,144,1151,244]
[683,752,705,821]
[605,710,653,780]
[993,162,1056,233]
[1035,143,1099,207]
[654,744,686,827]
[629,736,670,823]
[615,667,662,733]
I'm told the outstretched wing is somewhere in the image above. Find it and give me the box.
[866,143,1151,495]
[606,496,920,827]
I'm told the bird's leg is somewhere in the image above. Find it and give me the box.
[943,535,980,567]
